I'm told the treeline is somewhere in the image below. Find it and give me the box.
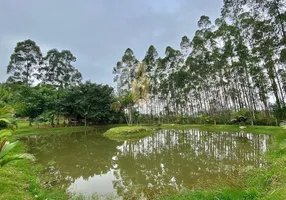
[1,40,124,127]
[113,0,286,125]
[1,82,121,127]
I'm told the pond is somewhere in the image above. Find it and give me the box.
[22,128,271,199]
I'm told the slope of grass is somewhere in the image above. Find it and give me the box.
[0,143,68,200]
[103,126,156,141]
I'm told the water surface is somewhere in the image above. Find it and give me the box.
[22,128,271,199]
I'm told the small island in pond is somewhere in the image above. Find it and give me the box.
[103,126,156,141]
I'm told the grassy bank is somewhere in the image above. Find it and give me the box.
[103,126,156,141]
[1,121,95,200]
[0,142,69,200]
[14,125,95,137]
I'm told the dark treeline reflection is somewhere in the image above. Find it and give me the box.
[22,129,270,198]
[112,129,270,197]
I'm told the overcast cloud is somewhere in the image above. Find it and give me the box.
[0,0,223,86]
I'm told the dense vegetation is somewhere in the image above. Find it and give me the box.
[1,38,122,127]
[113,0,286,126]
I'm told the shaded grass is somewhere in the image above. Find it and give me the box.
[13,119,97,138]
[14,125,95,137]
[103,126,156,141]
[0,142,68,200]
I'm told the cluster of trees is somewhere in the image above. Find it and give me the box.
[113,0,286,125]
[0,81,120,127]
[7,40,82,88]
[1,40,123,127]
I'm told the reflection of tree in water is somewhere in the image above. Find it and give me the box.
[112,129,270,198]
[22,128,271,199]
[22,128,122,186]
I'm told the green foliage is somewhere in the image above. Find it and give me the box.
[6,39,42,86]
[0,102,34,168]
[0,140,35,167]
[41,49,82,88]
[110,0,286,127]
[59,81,116,125]
[15,85,56,126]
[112,92,136,126]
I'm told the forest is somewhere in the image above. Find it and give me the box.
[113,0,286,126]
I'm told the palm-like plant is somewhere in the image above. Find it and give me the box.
[0,103,35,167]
[0,140,35,167]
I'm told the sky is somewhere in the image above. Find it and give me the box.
[0,0,223,86]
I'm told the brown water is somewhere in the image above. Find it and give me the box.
[22,128,271,199]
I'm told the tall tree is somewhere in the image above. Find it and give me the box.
[113,48,138,95]
[41,49,82,88]
[7,39,42,86]
[142,45,159,116]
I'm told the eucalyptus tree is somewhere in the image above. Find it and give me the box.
[158,46,184,117]
[180,36,191,62]
[222,0,286,121]
[236,13,272,115]
[142,45,159,116]
[112,48,139,125]
[186,16,216,115]
[109,0,286,124]
[6,39,42,86]
[41,49,82,89]
[113,48,138,95]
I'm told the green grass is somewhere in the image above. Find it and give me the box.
[14,125,95,137]
[161,124,279,134]
[103,126,156,141]
[1,120,94,200]
[0,142,68,200]
[157,188,260,200]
